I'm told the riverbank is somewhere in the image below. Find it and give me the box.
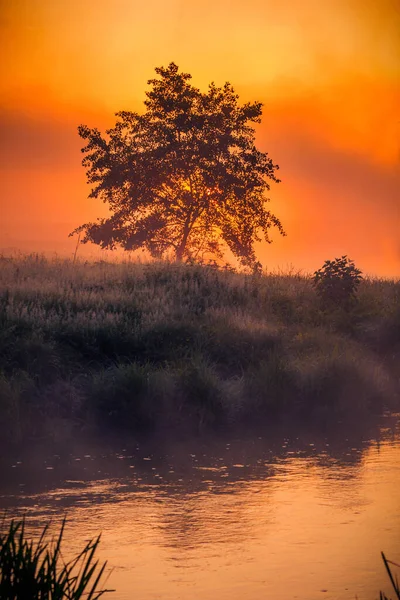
[0,254,399,443]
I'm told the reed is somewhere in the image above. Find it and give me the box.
[380,553,400,600]
[0,517,113,599]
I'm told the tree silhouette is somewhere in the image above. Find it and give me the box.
[71,63,285,267]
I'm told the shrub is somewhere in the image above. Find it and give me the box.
[179,360,225,428]
[88,363,160,430]
[203,319,279,376]
[140,322,200,363]
[245,350,295,413]
[313,255,363,307]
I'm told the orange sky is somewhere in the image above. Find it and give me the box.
[0,0,399,276]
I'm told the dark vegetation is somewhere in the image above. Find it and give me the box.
[71,62,284,267]
[0,254,399,443]
[0,518,112,599]
[381,553,400,600]
[313,255,363,308]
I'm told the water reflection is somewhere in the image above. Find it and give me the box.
[0,416,399,600]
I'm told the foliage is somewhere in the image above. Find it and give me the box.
[0,255,398,441]
[380,552,400,600]
[313,255,363,306]
[0,518,113,599]
[71,63,284,268]
[89,363,161,430]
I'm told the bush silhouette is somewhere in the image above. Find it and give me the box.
[313,256,363,307]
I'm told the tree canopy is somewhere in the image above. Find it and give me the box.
[72,62,285,267]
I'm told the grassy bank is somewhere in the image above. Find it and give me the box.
[0,254,399,442]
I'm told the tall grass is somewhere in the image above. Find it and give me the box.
[380,553,400,600]
[0,254,399,440]
[0,517,113,599]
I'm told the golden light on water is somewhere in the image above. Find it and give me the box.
[0,0,399,275]
[2,434,400,599]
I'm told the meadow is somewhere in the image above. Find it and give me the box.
[0,254,399,443]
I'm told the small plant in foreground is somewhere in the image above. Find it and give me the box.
[313,255,363,307]
[380,552,400,600]
[0,517,113,599]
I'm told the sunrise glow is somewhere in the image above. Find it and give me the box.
[1,0,399,275]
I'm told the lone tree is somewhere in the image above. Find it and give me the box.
[72,62,285,267]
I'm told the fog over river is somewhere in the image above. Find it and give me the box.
[1,417,399,600]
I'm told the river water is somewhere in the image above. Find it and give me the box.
[1,417,399,600]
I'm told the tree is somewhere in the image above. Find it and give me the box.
[71,62,285,268]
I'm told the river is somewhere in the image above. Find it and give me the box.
[1,416,399,600]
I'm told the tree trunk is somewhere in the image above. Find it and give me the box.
[176,211,192,261]
[176,228,190,261]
